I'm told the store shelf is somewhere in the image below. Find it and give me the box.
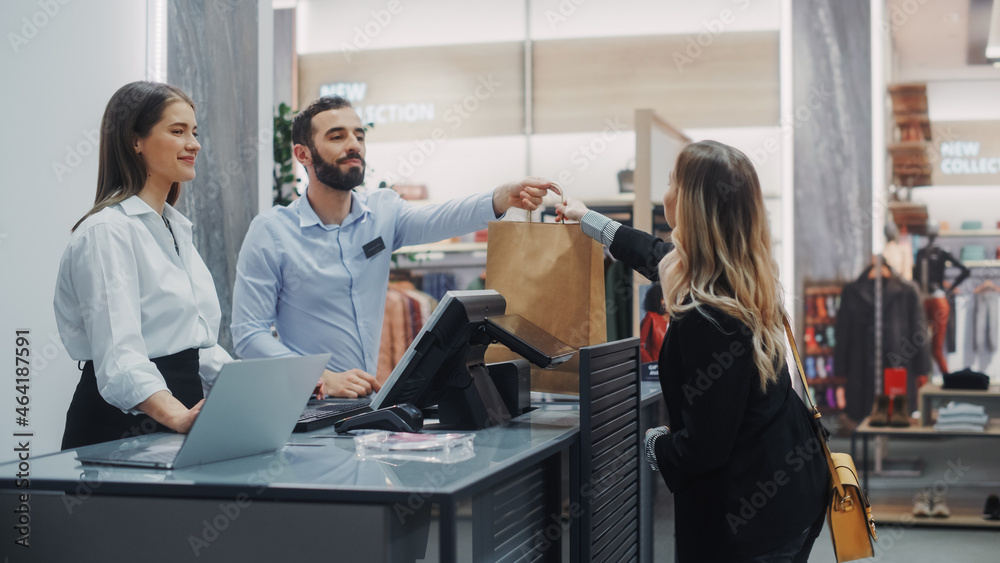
[870,502,1000,529]
[805,346,834,355]
[807,377,847,386]
[804,286,843,294]
[918,384,1000,427]
[965,260,1000,268]
[394,242,487,255]
[804,316,837,324]
[581,194,635,206]
[855,418,1000,437]
[938,230,1000,237]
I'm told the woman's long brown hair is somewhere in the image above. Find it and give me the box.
[72,81,195,231]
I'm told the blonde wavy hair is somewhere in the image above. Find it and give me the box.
[658,140,786,391]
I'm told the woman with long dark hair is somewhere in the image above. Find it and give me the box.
[558,141,828,562]
[55,81,231,449]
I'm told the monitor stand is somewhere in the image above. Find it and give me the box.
[435,338,512,430]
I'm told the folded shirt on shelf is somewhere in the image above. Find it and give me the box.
[935,425,987,434]
[960,245,987,261]
[935,413,989,426]
[933,401,989,432]
[937,401,986,417]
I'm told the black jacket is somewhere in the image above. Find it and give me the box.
[835,270,929,422]
[610,225,829,561]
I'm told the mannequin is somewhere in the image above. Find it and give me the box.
[881,223,912,281]
[912,222,971,376]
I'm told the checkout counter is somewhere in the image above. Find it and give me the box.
[1,340,664,562]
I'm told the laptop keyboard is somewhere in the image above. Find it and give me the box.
[295,400,371,432]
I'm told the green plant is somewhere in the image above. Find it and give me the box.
[273,102,299,206]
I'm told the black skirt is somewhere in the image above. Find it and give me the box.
[61,348,203,450]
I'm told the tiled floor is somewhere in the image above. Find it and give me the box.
[652,435,1000,562]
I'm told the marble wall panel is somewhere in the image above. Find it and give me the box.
[168,0,260,353]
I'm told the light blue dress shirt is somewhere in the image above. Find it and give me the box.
[231,188,498,374]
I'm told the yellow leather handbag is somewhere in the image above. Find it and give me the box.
[784,318,877,562]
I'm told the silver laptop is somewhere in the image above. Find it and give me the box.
[76,353,331,469]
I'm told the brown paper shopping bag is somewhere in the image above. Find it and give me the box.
[485,220,607,394]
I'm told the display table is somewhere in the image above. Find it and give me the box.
[851,417,1000,529]
[918,383,1000,426]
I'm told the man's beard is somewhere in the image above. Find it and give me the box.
[311,147,365,192]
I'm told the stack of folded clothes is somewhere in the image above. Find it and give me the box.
[943,368,991,390]
[960,245,987,261]
[933,401,989,432]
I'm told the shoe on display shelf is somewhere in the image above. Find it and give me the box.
[889,395,911,427]
[869,394,890,427]
[816,356,827,378]
[931,492,951,517]
[805,356,817,379]
[912,490,932,517]
[985,494,1000,520]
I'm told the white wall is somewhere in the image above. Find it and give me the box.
[0,1,147,460]
[529,0,779,40]
[296,0,780,54]
[296,0,526,54]
[927,80,1000,122]
[363,135,528,201]
[296,0,786,203]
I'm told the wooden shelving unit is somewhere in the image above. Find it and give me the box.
[869,498,1000,529]
[852,418,1000,529]
[803,284,845,413]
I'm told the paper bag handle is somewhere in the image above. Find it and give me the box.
[526,183,566,223]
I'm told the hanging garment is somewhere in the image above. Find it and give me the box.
[882,239,913,281]
[605,258,630,341]
[639,311,668,363]
[377,288,410,382]
[973,291,999,353]
[835,270,931,422]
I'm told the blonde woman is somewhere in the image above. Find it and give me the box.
[558,141,827,562]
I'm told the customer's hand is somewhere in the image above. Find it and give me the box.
[318,369,381,399]
[493,177,562,216]
[555,197,590,223]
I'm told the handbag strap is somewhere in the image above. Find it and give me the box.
[782,316,848,500]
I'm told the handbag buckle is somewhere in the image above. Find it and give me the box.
[838,495,854,512]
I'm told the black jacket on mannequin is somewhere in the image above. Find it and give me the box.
[835,268,930,422]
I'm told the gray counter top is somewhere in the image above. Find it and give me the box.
[1,405,581,505]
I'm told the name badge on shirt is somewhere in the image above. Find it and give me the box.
[363,236,386,259]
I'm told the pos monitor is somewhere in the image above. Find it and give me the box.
[370,290,575,430]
